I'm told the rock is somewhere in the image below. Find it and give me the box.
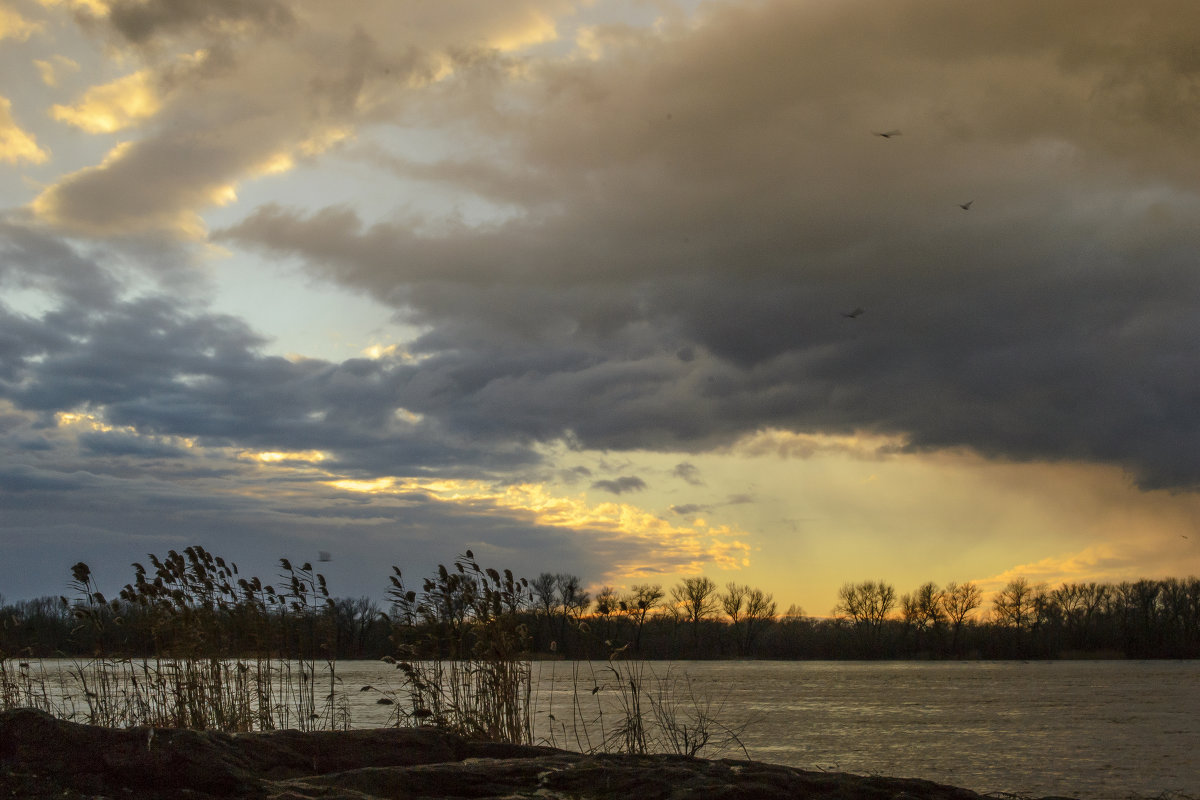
[0,709,1074,800]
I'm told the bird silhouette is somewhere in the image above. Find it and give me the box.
[959,200,974,210]
[318,551,332,562]
[873,130,901,138]
[842,307,865,319]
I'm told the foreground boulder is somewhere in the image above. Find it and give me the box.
[0,709,1070,800]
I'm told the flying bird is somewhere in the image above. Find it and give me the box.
[842,307,865,319]
[873,130,901,138]
[318,551,332,562]
[959,200,974,210]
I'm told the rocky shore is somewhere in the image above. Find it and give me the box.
[0,708,1074,800]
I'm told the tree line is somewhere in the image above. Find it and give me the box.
[1,548,1198,661]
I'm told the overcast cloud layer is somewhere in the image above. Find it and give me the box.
[3,0,1200,604]
[214,0,1200,489]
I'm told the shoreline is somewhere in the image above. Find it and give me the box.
[0,707,1077,800]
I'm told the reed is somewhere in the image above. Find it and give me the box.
[386,551,534,743]
[0,656,57,716]
[534,645,750,759]
[49,547,347,732]
[3,545,747,759]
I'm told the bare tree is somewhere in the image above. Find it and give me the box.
[722,583,747,624]
[941,581,982,654]
[1053,582,1109,638]
[593,585,618,643]
[901,582,945,634]
[992,577,1040,629]
[557,574,590,620]
[722,583,748,654]
[671,576,719,646]
[835,580,896,626]
[780,603,806,621]
[593,586,618,618]
[531,573,558,619]
[834,580,896,652]
[620,583,663,653]
[555,573,589,655]
[742,587,777,654]
[530,572,558,645]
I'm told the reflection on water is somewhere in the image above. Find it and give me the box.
[16,659,1199,799]
[340,659,1199,800]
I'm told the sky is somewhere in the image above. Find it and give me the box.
[2,0,1200,617]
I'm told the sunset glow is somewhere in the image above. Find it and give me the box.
[3,0,1200,614]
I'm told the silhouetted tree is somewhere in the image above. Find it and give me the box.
[741,587,777,654]
[671,576,719,650]
[721,583,747,654]
[555,574,589,656]
[992,577,1039,629]
[529,572,558,648]
[619,584,663,654]
[834,580,895,655]
[7,553,1200,662]
[941,581,982,655]
[592,586,619,646]
[901,582,945,654]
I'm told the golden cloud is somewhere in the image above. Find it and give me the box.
[239,450,329,464]
[55,410,195,450]
[249,127,353,179]
[322,476,754,579]
[328,477,396,493]
[487,10,557,52]
[51,69,161,133]
[706,535,752,570]
[980,543,1136,595]
[0,5,43,40]
[0,97,49,165]
[34,55,81,88]
[56,410,118,432]
[35,0,109,15]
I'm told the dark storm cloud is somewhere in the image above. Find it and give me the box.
[105,0,295,45]
[0,465,93,493]
[0,218,118,308]
[0,296,543,475]
[0,224,542,478]
[78,431,189,458]
[591,476,647,495]
[219,0,1200,491]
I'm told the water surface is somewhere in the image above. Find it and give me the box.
[340,659,1199,800]
[22,658,1199,799]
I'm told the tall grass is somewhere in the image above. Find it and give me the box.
[386,550,533,743]
[0,546,747,761]
[535,647,749,758]
[0,657,57,715]
[43,547,348,731]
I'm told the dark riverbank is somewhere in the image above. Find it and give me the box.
[0,708,1076,800]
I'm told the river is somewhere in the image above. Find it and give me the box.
[14,658,1199,799]
[337,659,1199,800]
